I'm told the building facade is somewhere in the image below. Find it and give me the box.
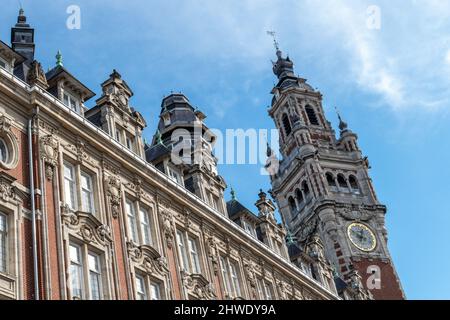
[0,9,401,301]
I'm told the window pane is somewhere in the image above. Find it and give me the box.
[0,138,8,163]
[150,283,161,300]
[140,209,152,246]
[0,214,6,273]
[88,253,102,300]
[126,201,138,243]
[81,173,94,213]
[176,231,188,271]
[135,275,147,300]
[188,238,201,274]
[220,257,231,294]
[230,262,241,297]
[64,164,76,210]
[69,245,83,299]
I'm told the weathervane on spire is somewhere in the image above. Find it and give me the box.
[266,30,280,52]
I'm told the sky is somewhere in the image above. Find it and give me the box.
[2,0,450,299]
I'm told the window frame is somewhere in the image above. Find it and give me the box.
[134,272,163,300]
[125,198,155,248]
[62,90,80,113]
[68,241,105,300]
[0,212,8,274]
[62,161,98,216]
[176,230,202,275]
[220,256,242,298]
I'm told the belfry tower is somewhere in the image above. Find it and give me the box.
[267,45,405,300]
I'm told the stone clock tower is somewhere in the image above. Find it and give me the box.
[266,47,405,300]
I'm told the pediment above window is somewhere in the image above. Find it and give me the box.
[127,241,169,277]
[61,206,112,247]
[181,271,216,300]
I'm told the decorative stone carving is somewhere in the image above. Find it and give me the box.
[65,138,94,165]
[0,115,12,134]
[297,218,318,242]
[61,206,112,246]
[276,279,289,300]
[0,173,16,202]
[204,229,219,275]
[127,241,169,277]
[181,271,216,300]
[27,60,49,89]
[243,259,258,298]
[105,175,122,218]
[339,206,373,222]
[160,209,175,248]
[40,134,59,180]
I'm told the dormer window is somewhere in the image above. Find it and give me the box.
[125,134,134,151]
[0,57,8,70]
[167,166,182,186]
[242,220,256,238]
[63,91,80,113]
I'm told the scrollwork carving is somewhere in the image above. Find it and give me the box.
[40,134,59,180]
[127,241,169,277]
[105,175,122,218]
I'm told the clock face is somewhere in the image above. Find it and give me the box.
[347,223,377,252]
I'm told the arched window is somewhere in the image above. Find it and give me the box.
[288,197,297,214]
[305,105,319,126]
[349,175,360,194]
[302,181,310,199]
[326,173,338,192]
[296,189,304,204]
[0,138,8,163]
[282,113,292,136]
[337,174,349,193]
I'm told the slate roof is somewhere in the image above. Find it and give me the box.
[46,65,95,101]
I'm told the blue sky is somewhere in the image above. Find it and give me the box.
[2,0,450,299]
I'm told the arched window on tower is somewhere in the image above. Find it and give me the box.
[302,181,311,201]
[288,197,297,216]
[337,174,349,193]
[296,189,304,209]
[282,113,292,136]
[349,175,361,195]
[326,173,338,192]
[305,105,320,126]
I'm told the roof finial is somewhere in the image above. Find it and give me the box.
[335,106,348,132]
[56,50,63,67]
[267,30,281,55]
[230,187,237,201]
[155,130,163,145]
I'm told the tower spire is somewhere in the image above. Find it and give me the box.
[266,30,280,53]
[335,106,348,132]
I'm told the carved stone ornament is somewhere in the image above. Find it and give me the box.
[243,259,258,299]
[276,279,288,300]
[105,175,122,218]
[0,172,17,202]
[181,271,216,300]
[40,134,59,180]
[0,115,12,134]
[27,60,49,89]
[61,205,112,246]
[339,206,373,222]
[298,218,318,243]
[127,241,169,277]
[204,230,219,275]
[160,209,175,248]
